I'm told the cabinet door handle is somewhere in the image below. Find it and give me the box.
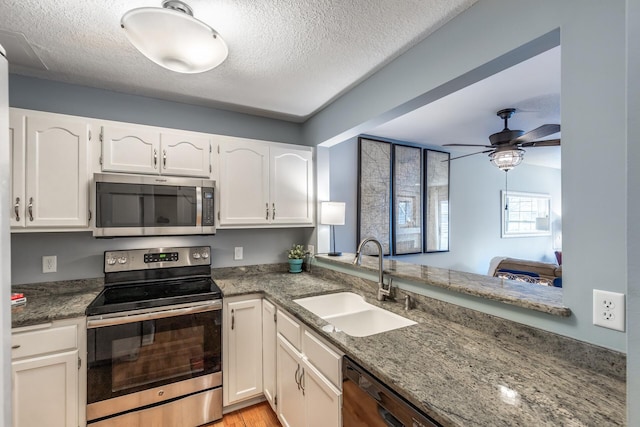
[272,203,275,220]
[28,197,34,222]
[11,345,20,350]
[14,197,20,222]
[153,149,158,168]
[300,367,305,395]
[265,203,269,220]
[231,309,235,330]
[163,150,167,168]
[294,364,301,390]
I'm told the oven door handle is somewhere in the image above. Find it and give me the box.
[87,301,222,328]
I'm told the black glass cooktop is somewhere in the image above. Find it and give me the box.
[86,277,222,316]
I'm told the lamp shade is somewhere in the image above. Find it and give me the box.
[320,202,346,225]
[121,1,228,74]
[489,149,524,171]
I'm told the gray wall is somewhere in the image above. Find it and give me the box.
[627,0,639,422]
[9,75,304,145]
[329,137,561,274]
[10,229,313,285]
[8,75,314,284]
[308,1,627,353]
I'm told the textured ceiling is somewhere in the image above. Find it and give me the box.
[0,0,476,121]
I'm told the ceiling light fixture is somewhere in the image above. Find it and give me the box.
[489,149,524,171]
[121,0,228,74]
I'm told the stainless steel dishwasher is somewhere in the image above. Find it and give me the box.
[342,356,442,427]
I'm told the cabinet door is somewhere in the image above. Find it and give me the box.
[101,124,160,174]
[270,147,313,224]
[225,298,263,405]
[276,335,305,427]
[303,359,342,427]
[9,112,25,227]
[262,300,277,412]
[219,140,270,225]
[25,115,89,227]
[160,132,211,177]
[12,350,78,427]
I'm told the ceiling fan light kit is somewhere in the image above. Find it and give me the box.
[489,149,524,171]
[121,0,228,74]
[443,108,561,171]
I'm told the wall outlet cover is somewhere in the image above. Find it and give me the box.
[42,255,57,273]
[593,289,625,332]
[234,247,243,261]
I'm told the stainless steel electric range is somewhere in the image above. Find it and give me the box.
[85,246,223,427]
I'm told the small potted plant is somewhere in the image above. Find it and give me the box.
[287,244,306,273]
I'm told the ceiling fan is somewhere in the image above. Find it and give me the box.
[443,108,561,171]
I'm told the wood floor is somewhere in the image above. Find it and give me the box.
[204,402,281,427]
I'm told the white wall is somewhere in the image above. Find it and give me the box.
[0,48,12,427]
[306,0,627,353]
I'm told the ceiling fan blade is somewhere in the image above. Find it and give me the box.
[443,143,493,148]
[520,138,561,148]
[512,124,561,143]
[445,149,494,161]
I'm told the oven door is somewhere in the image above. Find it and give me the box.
[86,301,222,421]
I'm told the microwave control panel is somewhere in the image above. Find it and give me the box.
[202,187,215,226]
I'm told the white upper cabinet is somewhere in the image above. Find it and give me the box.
[161,131,211,177]
[101,125,160,174]
[11,109,91,229]
[218,137,314,227]
[101,124,211,178]
[270,147,314,225]
[219,139,270,225]
[9,113,25,227]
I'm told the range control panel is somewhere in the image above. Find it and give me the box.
[104,246,211,273]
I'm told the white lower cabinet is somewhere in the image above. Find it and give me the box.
[11,318,86,427]
[275,309,342,427]
[277,335,306,427]
[262,299,277,412]
[223,296,264,406]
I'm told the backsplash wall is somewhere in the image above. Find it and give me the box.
[11,228,313,285]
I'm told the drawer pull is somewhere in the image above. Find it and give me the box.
[12,345,20,350]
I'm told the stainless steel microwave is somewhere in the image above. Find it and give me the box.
[92,173,216,237]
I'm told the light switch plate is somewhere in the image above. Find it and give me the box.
[593,289,625,331]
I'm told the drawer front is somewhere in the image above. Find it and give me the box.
[303,330,341,388]
[276,310,301,350]
[12,324,78,359]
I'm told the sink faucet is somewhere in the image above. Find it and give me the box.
[353,237,393,301]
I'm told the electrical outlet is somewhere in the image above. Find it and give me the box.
[307,245,314,256]
[593,289,625,331]
[234,247,243,261]
[42,255,57,273]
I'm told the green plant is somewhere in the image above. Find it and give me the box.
[287,244,306,259]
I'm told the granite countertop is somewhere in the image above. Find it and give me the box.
[11,266,624,426]
[11,278,103,328]
[214,267,624,427]
[315,254,571,317]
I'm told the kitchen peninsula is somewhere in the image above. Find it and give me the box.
[12,261,625,426]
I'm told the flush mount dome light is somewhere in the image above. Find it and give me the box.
[489,148,524,171]
[121,0,228,74]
